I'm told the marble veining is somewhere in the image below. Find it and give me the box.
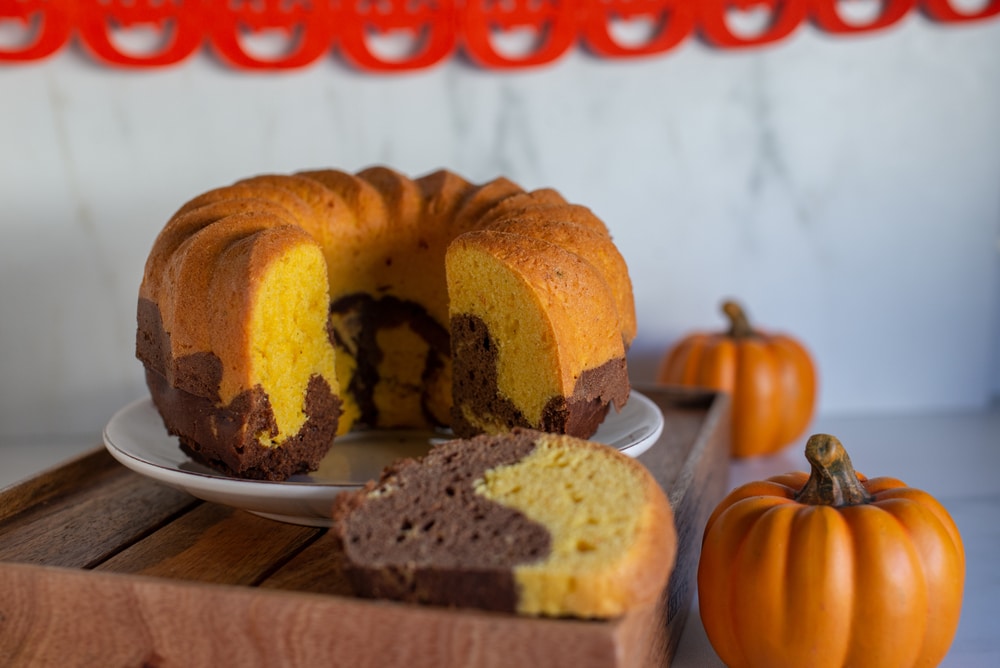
[0,18,999,442]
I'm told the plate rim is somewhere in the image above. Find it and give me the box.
[103,390,664,524]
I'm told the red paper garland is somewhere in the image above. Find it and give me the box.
[581,0,696,58]
[811,0,917,33]
[698,0,810,48]
[340,0,459,71]
[0,0,997,71]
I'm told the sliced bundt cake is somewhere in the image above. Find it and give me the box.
[136,167,635,480]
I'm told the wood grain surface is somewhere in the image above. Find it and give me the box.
[0,385,730,668]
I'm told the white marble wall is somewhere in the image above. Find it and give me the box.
[1,14,999,444]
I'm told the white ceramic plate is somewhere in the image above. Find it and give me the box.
[103,391,664,527]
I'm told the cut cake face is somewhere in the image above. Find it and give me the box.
[332,429,676,618]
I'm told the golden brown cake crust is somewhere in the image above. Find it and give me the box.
[486,215,636,346]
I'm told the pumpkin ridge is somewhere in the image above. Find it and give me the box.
[845,503,929,667]
[788,505,854,665]
[873,497,967,664]
[728,504,782,667]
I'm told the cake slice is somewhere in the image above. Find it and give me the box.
[331,429,676,618]
[446,230,629,439]
[139,217,341,480]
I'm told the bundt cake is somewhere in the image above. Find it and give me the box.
[331,429,676,617]
[136,167,635,480]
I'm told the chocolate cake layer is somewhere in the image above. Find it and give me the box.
[333,430,552,612]
[330,293,450,428]
[136,297,168,378]
[145,367,340,481]
[138,297,341,481]
[449,314,630,438]
[543,357,630,437]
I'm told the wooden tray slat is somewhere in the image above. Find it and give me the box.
[0,449,127,523]
[0,386,730,668]
[0,459,199,569]
[259,532,354,595]
[95,503,322,586]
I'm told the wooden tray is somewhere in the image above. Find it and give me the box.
[0,386,729,668]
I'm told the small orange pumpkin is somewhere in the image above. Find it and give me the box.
[698,434,966,668]
[657,300,816,457]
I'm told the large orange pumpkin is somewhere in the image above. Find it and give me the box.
[657,300,816,457]
[698,434,966,668]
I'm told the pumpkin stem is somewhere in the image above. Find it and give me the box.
[722,300,754,338]
[794,434,872,507]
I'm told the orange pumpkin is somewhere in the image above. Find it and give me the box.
[657,300,816,457]
[698,434,966,668]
